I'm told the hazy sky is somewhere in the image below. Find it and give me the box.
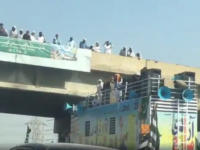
[0,113,33,144]
[0,0,200,67]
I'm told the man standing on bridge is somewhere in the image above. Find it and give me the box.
[53,33,61,45]
[79,38,88,49]
[23,30,31,40]
[0,23,8,37]
[9,26,18,38]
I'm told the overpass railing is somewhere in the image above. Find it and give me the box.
[79,76,197,109]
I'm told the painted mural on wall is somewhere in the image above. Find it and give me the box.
[0,36,91,72]
[158,112,196,150]
[71,100,139,150]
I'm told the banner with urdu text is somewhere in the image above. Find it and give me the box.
[0,36,91,72]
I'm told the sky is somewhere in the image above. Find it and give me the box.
[0,0,200,67]
[0,0,200,145]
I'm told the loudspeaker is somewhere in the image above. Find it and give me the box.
[182,89,194,102]
[158,86,171,100]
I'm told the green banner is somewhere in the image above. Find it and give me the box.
[0,36,51,58]
[0,36,91,72]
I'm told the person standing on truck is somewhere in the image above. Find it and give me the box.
[96,79,104,105]
[110,76,116,104]
[114,74,123,102]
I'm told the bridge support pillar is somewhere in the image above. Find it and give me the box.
[54,114,70,143]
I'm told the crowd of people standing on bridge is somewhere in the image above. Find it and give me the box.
[0,22,142,59]
[0,23,46,43]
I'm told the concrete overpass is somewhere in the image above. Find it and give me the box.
[0,50,200,141]
[0,52,200,117]
[0,36,199,118]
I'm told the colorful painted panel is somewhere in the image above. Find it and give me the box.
[157,112,197,150]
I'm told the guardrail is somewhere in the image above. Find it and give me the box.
[79,77,197,109]
[80,77,163,108]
